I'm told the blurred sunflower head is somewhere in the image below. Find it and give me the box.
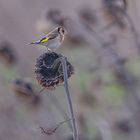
[11,78,41,106]
[0,41,17,66]
[47,9,66,26]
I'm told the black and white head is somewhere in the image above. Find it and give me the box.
[57,26,67,35]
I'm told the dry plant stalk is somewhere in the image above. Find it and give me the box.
[40,119,72,136]
[52,57,79,140]
[35,52,79,140]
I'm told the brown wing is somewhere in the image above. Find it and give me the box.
[47,33,58,40]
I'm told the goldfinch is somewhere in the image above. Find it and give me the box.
[30,26,66,51]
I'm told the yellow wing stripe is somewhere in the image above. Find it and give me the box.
[40,37,49,43]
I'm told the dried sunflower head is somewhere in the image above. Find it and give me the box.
[102,0,127,29]
[0,41,16,66]
[78,6,97,26]
[11,78,34,97]
[35,52,74,90]
[114,119,133,134]
[46,9,66,26]
[11,78,41,106]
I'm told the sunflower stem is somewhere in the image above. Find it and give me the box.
[53,57,79,140]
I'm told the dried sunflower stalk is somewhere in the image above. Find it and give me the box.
[35,51,80,140]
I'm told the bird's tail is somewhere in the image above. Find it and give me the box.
[29,40,40,45]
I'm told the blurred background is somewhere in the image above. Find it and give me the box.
[0,0,140,140]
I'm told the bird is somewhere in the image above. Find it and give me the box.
[29,26,66,51]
